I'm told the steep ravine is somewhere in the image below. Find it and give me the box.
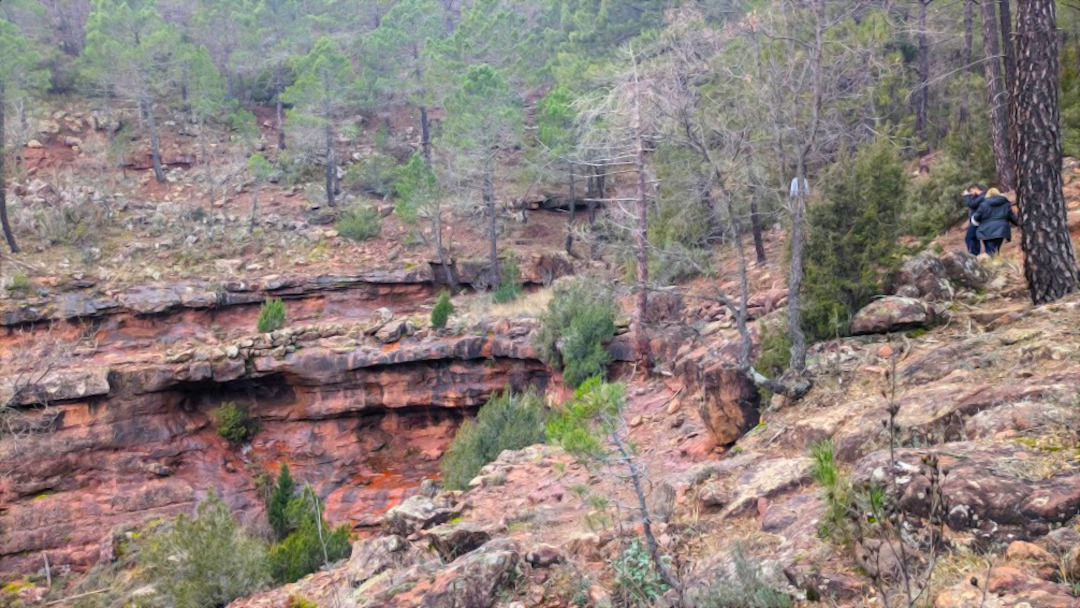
[0,267,567,575]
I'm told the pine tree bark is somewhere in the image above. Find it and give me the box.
[434,208,458,293]
[565,164,575,255]
[420,105,431,164]
[484,159,499,289]
[981,0,1015,190]
[0,80,20,254]
[999,0,1017,95]
[1012,0,1078,304]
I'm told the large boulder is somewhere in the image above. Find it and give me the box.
[692,365,761,446]
[347,535,431,587]
[382,495,461,536]
[850,296,935,335]
[939,250,990,290]
[414,542,520,608]
[887,252,955,301]
[422,522,492,561]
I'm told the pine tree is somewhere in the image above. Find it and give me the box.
[268,462,296,540]
[82,0,190,183]
[1011,0,1078,303]
[0,20,47,254]
[439,64,523,288]
[282,37,355,207]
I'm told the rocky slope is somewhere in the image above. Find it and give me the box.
[221,248,1080,608]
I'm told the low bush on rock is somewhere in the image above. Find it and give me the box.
[492,253,523,304]
[693,545,793,608]
[140,493,270,608]
[214,402,260,444]
[612,539,671,607]
[257,298,286,333]
[431,290,453,329]
[336,206,382,242]
[440,389,547,490]
[533,278,617,388]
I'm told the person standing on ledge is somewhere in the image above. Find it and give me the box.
[962,185,985,256]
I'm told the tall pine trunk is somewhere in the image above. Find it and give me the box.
[999,0,1017,95]
[420,105,431,164]
[745,148,767,265]
[0,81,20,254]
[787,178,807,371]
[916,0,930,141]
[324,124,336,207]
[275,68,286,150]
[142,97,165,184]
[1012,0,1078,303]
[981,0,1015,190]
[484,159,499,289]
[960,0,973,124]
[631,56,652,372]
[565,164,575,255]
[434,208,458,293]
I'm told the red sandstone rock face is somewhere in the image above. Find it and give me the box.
[0,329,550,574]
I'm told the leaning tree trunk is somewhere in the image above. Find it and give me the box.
[0,81,20,253]
[483,159,499,289]
[324,124,336,207]
[142,98,166,184]
[1012,0,1078,304]
[981,0,1016,190]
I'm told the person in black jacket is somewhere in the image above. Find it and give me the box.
[962,185,985,255]
[972,188,1019,256]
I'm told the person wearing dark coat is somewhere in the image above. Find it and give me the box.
[972,188,1019,256]
[962,185,985,256]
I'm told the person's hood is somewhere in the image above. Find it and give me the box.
[985,195,1010,207]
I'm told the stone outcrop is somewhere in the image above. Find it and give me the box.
[689,365,760,446]
[850,296,935,335]
[0,323,550,574]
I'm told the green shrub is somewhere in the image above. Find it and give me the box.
[266,482,351,584]
[268,463,296,541]
[140,493,270,608]
[214,403,260,444]
[612,539,671,608]
[287,596,319,608]
[694,545,793,608]
[269,515,351,584]
[905,151,991,240]
[336,206,382,242]
[6,274,32,295]
[809,439,856,545]
[440,390,547,490]
[533,278,617,388]
[802,140,908,341]
[492,254,523,304]
[343,153,399,198]
[257,298,286,333]
[755,326,791,379]
[431,291,453,329]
